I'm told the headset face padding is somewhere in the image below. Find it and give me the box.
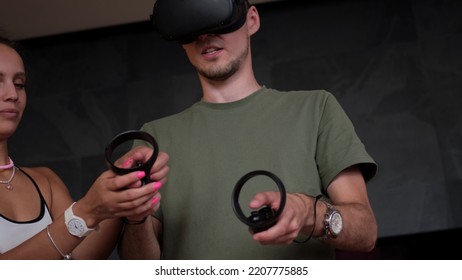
[151,0,248,44]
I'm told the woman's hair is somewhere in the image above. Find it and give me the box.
[0,33,32,91]
[0,34,28,75]
[0,35,18,51]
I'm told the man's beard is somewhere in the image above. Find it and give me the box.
[196,44,249,81]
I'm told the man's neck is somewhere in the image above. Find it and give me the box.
[200,70,261,103]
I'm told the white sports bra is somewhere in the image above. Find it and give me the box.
[0,168,53,253]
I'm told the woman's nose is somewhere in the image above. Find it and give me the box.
[0,81,19,102]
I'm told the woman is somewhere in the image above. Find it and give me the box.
[0,36,169,259]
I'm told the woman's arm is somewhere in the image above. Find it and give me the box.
[0,166,157,259]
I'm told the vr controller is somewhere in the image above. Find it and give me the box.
[105,130,158,185]
[232,170,287,233]
[151,0,248,44]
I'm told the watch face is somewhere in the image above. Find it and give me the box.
[330,212,343,235]
[67,219,85,236]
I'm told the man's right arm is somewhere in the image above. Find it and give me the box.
[118,216,162,259]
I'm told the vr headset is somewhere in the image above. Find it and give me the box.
[150,0,249,44]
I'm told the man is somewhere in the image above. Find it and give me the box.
[119,0,377,259]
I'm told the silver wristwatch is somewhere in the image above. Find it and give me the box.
[64,202,99,238]
[319,199,343,239]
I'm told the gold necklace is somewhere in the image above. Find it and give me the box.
[0,167,17,190]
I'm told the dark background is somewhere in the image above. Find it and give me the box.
[9,0,462,259]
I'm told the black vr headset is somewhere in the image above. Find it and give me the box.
[150,0,249,44]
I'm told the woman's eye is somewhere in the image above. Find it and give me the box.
[14,83,25,90]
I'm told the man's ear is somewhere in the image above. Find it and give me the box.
[247,6,260,36]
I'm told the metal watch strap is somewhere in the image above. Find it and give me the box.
[317,199,342,240]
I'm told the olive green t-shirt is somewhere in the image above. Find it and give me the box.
[140,87,377,259]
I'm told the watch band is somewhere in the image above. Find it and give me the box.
[318,199,343,240]
[64,202,99,238]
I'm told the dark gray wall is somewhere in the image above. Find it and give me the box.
[10,0,462,241]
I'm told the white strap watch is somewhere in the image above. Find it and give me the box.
[64,202,99,238]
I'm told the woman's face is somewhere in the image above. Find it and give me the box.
[0,43,27,139]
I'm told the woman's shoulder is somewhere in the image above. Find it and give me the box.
[18,166,67,193]
[19,166,71,209]
[19,166,60,180]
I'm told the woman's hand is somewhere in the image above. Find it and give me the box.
[73,146,169,227]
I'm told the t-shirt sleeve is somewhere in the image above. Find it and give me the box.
[315,91,377,190]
